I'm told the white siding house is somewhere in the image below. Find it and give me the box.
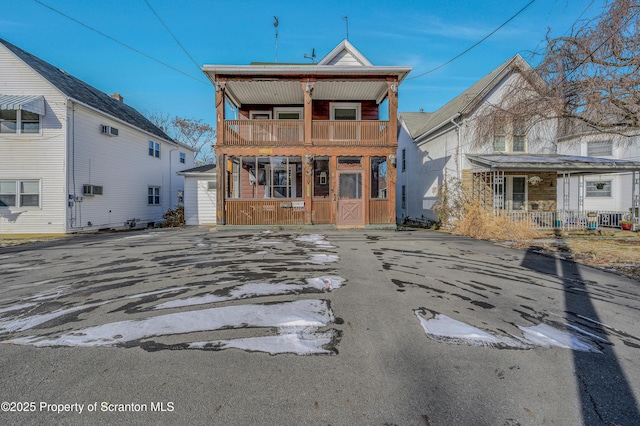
[398,54,640,229]
[557,133,640,214]
[177,165,217,226]
[0,38,195,234]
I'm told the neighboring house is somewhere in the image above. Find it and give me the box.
[202,39,411,228]
[398,54,640,229]
[0,38,195,234]
[177,164,217,226]
[557,131,640,217]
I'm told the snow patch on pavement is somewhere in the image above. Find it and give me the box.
[416,309,603,353]
[6,300,334,348]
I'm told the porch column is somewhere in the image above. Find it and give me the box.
[302,79,314,224]
[387,79,398,223]
[302,79,314,146]
[633,170,640,221]
[215,79,226,225]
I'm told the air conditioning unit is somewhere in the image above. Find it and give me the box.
[100,125,119,137]
[83,184,103,196]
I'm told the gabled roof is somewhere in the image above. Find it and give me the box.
[0,38,172,142]
[177,164,216,176]
[400,54,531,141]
[318,39,373,66]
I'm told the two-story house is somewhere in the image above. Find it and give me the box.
[398,54,640,229]
[0,38,195,234]
[202,40,411,228]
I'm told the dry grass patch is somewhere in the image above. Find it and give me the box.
[452,202,540,242]
[0,234,70,247]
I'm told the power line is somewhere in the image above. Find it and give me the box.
[33,0,209,86]
[143,0,202,72]
[407,0,536,80]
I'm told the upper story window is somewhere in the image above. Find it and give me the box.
[149,141,160,158]
[587,140,612,157]
[493,119,527,153]
[179,152,185,164]
[401,149,406,172]
[0,180,40,208]
[330,102,361,121]
[0,110,41,134]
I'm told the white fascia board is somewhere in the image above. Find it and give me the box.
[202,65,412,81]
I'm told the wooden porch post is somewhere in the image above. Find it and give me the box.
[215,79,226,225]
[387,79,399,223]
[302,79,315,224]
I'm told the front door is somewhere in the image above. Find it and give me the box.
[337,171,364,226]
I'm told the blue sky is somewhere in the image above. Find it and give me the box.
[4,0,606,127]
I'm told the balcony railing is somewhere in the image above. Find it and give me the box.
[222,120,389,146]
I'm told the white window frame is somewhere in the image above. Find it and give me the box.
[148,186,161,205]
[586,180,612,197]
[0,109,42,135]
[149,141,160,158]
[329,102,361,120]
[273,107,303,120]
[249,111,272,120]
[506,175,528,211]
[587,140,613,157]
[249,111,272,142]
[0,179,41,208]
[179,152,185,164]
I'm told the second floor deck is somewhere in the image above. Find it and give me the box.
[222,119,391,147]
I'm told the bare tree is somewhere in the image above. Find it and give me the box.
[146,111,216,166]
[472,0,640,146]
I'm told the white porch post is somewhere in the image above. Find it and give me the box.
[578,174,584,213]
[633,170,640,222]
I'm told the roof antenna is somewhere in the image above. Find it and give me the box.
[274,16,279,62]
[304,48,316,64]
[342,15,349,40]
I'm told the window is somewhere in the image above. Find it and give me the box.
[330,103,360,120]
[177,190,184,204]
[148,186,160,205]
[0,110,41,134]
[509,176,527,210]
[149,141,160,158]
[207,181,215,191]
[586,180,612,197]
[587,140,612,157]
[371,156,388,199]
[493,119,526,153]
[513,119,526,152]
[401,149,406,172]
[401,185,406,209]
[228,156,303,199]
[313,157,330,198]
[493,132,506,152]
[0,180,40,207]
[179,152,185,164]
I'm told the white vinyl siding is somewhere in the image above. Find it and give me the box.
[0,46,67,233]
[183,176,217,225]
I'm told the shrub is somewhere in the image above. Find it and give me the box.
[163,205,185,227]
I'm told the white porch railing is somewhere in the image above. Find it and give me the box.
[506,210,630,230]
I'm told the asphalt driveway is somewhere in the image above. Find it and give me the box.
[0,227,638,425]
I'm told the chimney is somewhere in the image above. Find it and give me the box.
[111,93,124,102]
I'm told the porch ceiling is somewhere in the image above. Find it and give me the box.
[466,154,640,174]
[220,80,391,106]
[202,65,412,107]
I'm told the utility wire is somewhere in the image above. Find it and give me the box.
[407,0,536,80]
[33,0,209,86]
[143,0,202,72]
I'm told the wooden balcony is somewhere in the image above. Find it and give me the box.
[222,120,390,147]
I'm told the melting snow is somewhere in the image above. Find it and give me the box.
[518,324,602,353]
[156,277,345,310]
[305,254,339,264]
[416,310,603,353]
[7,300,334,348]
[295,234,334,248]
[188,328,338,355]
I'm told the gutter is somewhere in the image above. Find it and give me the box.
[416,113,462,146]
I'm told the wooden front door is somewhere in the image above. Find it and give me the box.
[337,171,364,227]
